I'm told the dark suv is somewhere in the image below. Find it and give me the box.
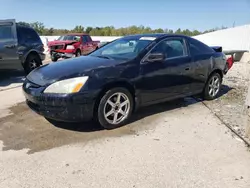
[0,19,45,74]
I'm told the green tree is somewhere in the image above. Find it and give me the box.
[85,27,93,34]
[30,22,45,35]
[72,25,84,33]
[17,20,228,37]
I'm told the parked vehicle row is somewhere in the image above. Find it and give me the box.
[23,33,232,129]
[0,19,45,74]
[48,33,100,62]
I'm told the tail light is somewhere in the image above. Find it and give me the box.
[227,56,234,70]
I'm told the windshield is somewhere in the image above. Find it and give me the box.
[57,35,81,41]
[90,36,156,60]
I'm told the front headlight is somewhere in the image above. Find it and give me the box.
[43,76,89,94]
[66,45,75,50]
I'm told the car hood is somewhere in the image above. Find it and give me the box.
[48,40,78,46]
[27,56,122,86]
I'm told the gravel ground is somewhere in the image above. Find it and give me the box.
[202,61,250,143]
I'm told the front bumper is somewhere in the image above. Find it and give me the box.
[50,50,76,59]
[22,80,97,122]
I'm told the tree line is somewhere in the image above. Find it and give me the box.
[18,21,228,36]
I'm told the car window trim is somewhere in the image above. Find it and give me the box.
[141,37,189,64]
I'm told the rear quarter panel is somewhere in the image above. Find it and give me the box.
[208,52,227,77]
[188,52,226,92]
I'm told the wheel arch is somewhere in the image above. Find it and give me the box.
[209,69,223,80]
[76,48,81,53]
[23,50,42,65]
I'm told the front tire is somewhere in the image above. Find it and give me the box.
[202,72,222,100]
[51,55,58,62]
[75,49,81,57]
[96,88,134,129]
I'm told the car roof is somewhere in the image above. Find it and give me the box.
[16,24,34,30]
[64,33,88,36]
[124,33,190,40]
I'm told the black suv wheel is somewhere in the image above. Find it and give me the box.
[24,54,41,74]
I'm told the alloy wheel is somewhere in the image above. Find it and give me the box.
[30,60,38,70]
[103,92,130,125]
[208,75,220,97]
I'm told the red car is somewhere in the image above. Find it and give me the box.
[48,33,100,62]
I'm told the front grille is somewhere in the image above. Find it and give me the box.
[50,45,64,50]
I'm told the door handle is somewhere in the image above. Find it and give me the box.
[185,67,190,71]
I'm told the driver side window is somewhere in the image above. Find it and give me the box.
[151,38,186,59]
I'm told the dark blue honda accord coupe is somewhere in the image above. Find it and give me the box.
[23,34,228,129]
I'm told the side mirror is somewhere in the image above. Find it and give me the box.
[145,53,165,62]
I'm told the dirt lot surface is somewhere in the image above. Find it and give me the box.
[0,60,250,188]
[202,61,250,142]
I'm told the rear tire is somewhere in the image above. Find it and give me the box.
[202,72,222,100]
[96,87,134,129]
[24,54,41,74]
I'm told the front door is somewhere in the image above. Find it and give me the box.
[139,37,194,105]
[0,19,19,69]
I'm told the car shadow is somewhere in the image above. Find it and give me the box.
[50,84,233,133]
[0,70,25,88]
[218,84,235,98]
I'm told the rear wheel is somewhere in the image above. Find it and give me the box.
[202,72,222,100]
[96,88,134,129]
[24,54,41,74]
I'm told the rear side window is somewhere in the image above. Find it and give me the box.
[17,26,41,43]
[86,35,91,42]
[188,38,214,56]
[0,24,14,40]
[151,38,186,59]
